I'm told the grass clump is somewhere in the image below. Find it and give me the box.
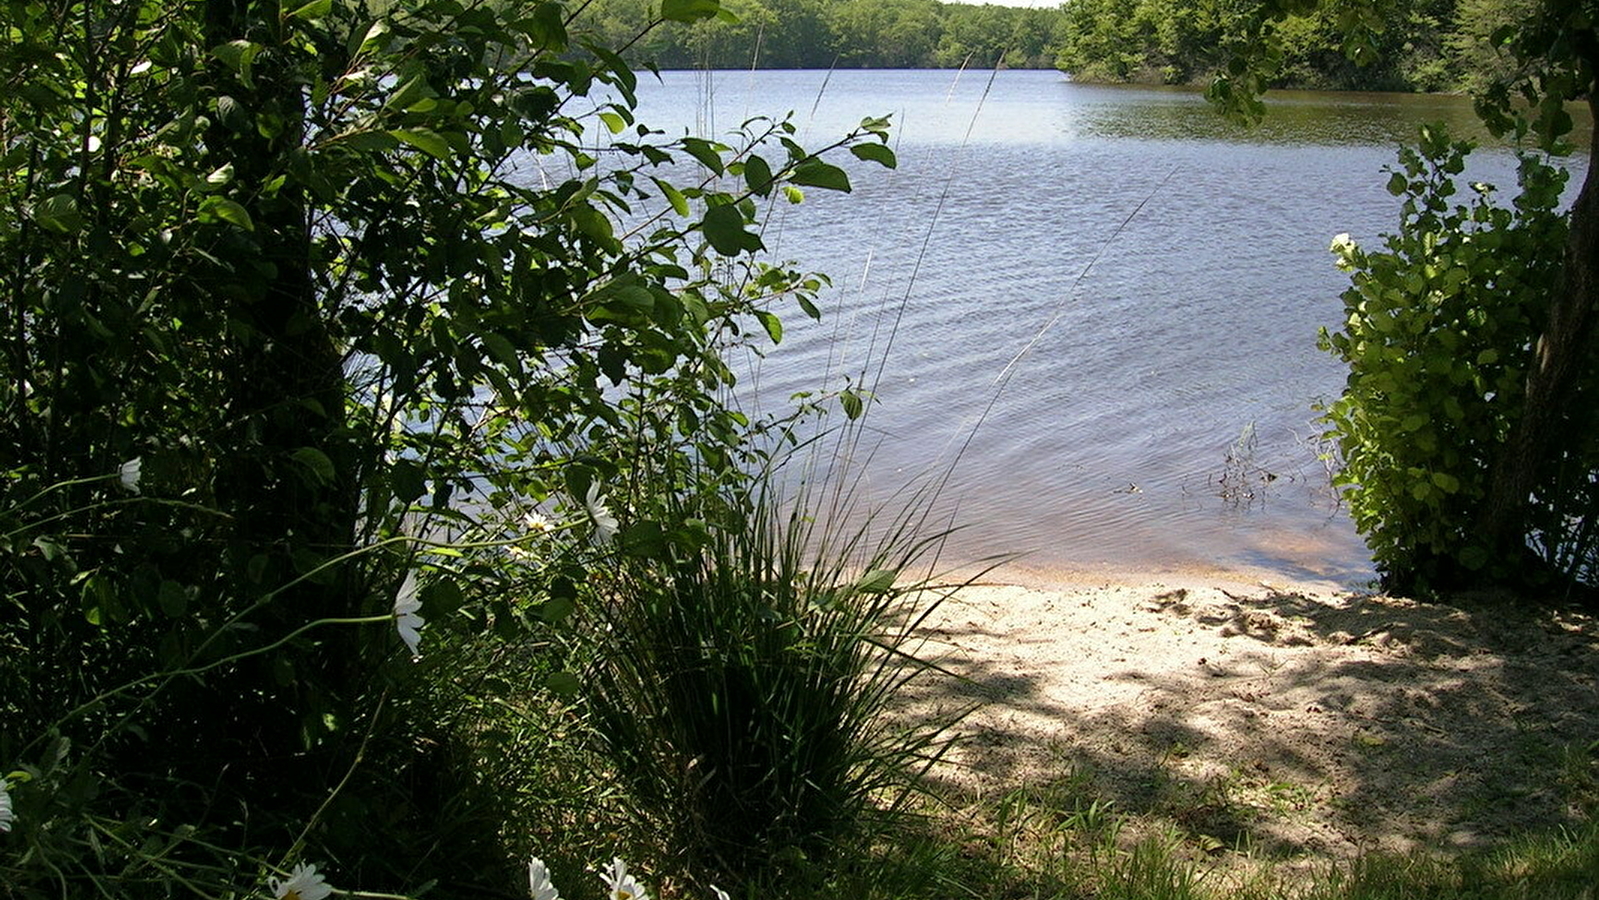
[578,481,963,891]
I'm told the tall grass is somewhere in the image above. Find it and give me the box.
[578,469,969,890]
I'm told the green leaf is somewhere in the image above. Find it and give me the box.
[1386,172,1407,196]
[701,203,762,256]
[421,579,465,617]
[856,568,896,593]
[391,459,426,503]
[384,75,432,112]
[680,137,725,175]
[790,159,851,192]
[598,111,626,134]
[521,2,568,51]
[840,388,863,420]
[652,177,690,217]
[199,197,254,231]
[81,574,113,627]
[596,282,655,314]
[211,40,263,90]
[286,0,333,21]
[352,20,390,57]
[390,128,452,161]
[546,671,582,697]
[859,115,892,137]
[661,0,724,23]
[34,193,83,234]
[291,447,336,486]
[754,309,782,344]
[339,130,401,153]
[158,580,189,617]
[743,154,774,195]
[783,185,804,204]
[481,332,521,372]
[541,595,576,624]
[619,520,667,558]
[850,142,896,169]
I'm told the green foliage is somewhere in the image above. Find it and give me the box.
[1448,0,1544,96]
[0,0,897,894]
[1468,0,1597,152]
[575,0,1066,70]
[1318,126,1571,589]
[578,471,965,890]
[1057,0,1466,90]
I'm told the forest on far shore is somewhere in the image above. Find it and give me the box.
[576,0,1534,95]
[576,0,1065,70]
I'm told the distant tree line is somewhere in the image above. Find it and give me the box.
[1054,0,1538,92]
[575,0,1067,69]
[582,0,1542,95]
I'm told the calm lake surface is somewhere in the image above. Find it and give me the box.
[602,69,1592,587]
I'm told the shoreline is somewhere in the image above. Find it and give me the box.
[929,557,1376,598]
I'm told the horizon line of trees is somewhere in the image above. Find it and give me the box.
[1055,0,1540,94]
[580,0,1547,97]
[575,0,1067,70]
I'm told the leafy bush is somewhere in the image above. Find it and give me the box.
[0,0,897,894]
[1319,125,1577,590]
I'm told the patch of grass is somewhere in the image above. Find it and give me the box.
[578,481,967,891]
[780,773,1599,900]
[1558,740,1599,817]
[1302,824,1599,900]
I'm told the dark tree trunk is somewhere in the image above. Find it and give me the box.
[144,0,363,803]
[1477,88,1599,584]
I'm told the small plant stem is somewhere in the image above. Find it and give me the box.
[285,691,389,861]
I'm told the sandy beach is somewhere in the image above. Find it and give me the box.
[895,566,1599,861]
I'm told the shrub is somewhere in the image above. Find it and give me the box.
[1319,125,1582,591]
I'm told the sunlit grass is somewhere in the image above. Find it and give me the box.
[736,776,1599,900]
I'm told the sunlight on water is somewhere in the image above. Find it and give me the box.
[608,70,1591,586]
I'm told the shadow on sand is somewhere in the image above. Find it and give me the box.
[896,584,1599,858]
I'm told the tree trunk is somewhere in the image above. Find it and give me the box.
[148,0,362,798]
[1477,88,1599,583]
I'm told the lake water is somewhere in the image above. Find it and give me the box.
[599,69,1592,587]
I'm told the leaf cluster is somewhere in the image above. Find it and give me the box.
[1318,127,1575,588]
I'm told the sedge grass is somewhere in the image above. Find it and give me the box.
[576,465,975,892]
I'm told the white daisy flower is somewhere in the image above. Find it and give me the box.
[584,484,618,545]
[269,862,332,900]
[394,571,424,656]
[1,777,14,832]
[527,855,560,900]
[602,857,647,900]
[522,511,552,533]
[117,457,142,493]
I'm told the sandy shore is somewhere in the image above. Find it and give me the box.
[895,567,1599,859]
